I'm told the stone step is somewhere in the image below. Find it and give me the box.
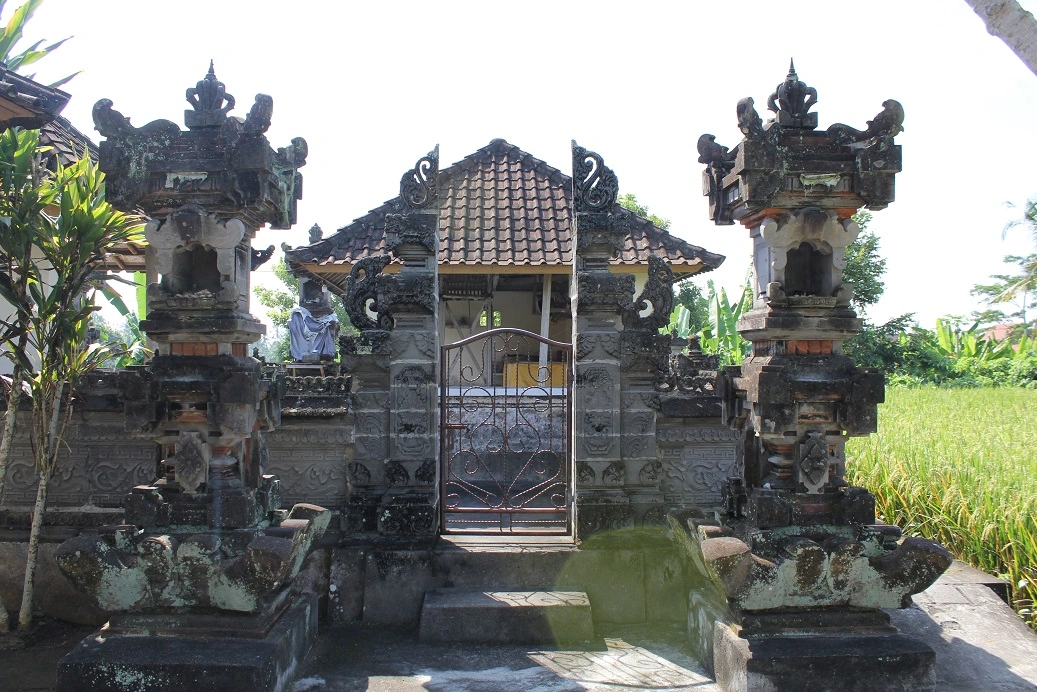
[419,589,594,645]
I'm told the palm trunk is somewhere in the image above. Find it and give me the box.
[965,0,1037,77]
[0,335,27,632]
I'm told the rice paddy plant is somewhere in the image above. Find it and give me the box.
[845,387,1037,629]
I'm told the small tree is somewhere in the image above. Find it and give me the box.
[617,192,671,230]
[0,0,75,631]
[0,132,143,632]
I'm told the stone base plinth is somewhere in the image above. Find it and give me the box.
[56,595,318,692]
[419,588,594,645]
[713,621,936,692]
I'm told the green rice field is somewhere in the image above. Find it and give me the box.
[846,387,1037,628]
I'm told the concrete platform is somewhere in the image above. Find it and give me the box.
[55,596,319,692]
[2,569,1036,691]
[419,589,594,645]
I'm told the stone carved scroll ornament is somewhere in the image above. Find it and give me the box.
[572,140,619,213]
[826,99,905,145]
[697,133,736,226]
[622,254,674,331]
[343,255,392,330]
[398,145,439,211]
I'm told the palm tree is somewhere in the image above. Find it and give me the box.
[998,198,1037,324]
[965,0,1037,78]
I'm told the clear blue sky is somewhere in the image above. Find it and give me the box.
[22,0,1037,328]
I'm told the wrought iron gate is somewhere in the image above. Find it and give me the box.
[440,328,573,534]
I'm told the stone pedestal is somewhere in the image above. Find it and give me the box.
[687,65,949,691]
[57,595,318,692]
[712,623,935,692]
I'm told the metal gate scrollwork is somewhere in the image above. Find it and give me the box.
[440,328,572,534]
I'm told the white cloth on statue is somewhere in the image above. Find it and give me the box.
[288,306,339,360]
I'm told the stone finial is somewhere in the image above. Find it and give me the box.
[572,140,619,213]
[767,59,818,129]
[308,223,323,244]
[185,61,235,129]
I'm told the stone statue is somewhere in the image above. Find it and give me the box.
[290,276,340,361]
[289,304,340,361]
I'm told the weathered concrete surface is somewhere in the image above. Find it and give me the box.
[419,589,594,644]
[891,582,1037,691]
[55,595,318,692]
[2,572,1036,690]
[337,530,686,628]
[713,626,935,692]
[0,535,110,626]
[296,624,715,691]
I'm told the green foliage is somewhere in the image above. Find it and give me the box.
[673,281,709,335]
[846,388,1037,628]
[843,210,886,312]
[617,192,670,230]
[846,314,1037,388]
[971,253,1037,333]
[698,279,752,365]
[0,126,144,455]
[0,0,75,86]
[92,312,147,368]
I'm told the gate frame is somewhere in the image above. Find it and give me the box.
[439,327,574,535]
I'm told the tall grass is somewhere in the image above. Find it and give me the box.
[846,388,1037,628]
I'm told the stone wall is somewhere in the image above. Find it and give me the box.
[0,385,735,521]
[0,405,354,513]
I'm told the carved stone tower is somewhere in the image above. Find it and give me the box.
[54,65,329,692]
[672,63,952,691]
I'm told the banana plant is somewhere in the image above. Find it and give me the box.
[666,304,693,339]
[935,318,1014,361]
[699,279,753,366]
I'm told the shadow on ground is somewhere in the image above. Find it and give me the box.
[291,624,717,692]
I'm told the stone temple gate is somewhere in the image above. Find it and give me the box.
[0,63,959,692]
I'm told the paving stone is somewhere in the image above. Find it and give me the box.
[419,589,594,645]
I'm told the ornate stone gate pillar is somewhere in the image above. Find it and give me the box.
[571,142,632,535]
[335,147,440,537]
[571,142,671,535]
[380,147,440,535]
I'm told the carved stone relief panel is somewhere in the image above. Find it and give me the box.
[2,418,157,507]
[267,447,348,507]
[659,442,738,508]
[390,331,437,361]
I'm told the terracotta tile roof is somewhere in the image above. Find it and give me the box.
[287,139,724,279]
[39,114,98,168]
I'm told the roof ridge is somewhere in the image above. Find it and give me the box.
[440,139,571,189]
